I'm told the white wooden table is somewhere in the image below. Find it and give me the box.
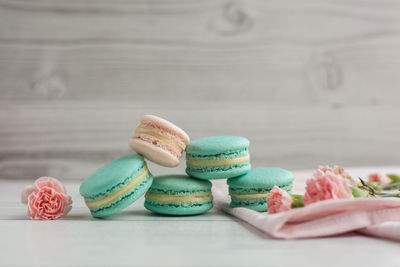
[1,167,400,267]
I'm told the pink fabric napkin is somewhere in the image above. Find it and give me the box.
[212,180,400,240]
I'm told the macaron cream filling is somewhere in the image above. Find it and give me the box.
[186,148,248,159]
[186,149,250,171]
[186,154,250,167]
[145,191,212,204]
[84,167,149,210]
[132,125,187,159]
[134,127,185,151]
[229,192,270,199]
[140,119,189,145]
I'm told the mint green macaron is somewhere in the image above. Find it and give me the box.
[185,136,251,180]
[144,174,213,215]
[228,168,294,212]
[80,154,153,217]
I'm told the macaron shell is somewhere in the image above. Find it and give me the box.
[144,202,212,215]
[186,164,251,180]
[128,138,180,167]
[227,168,294,189]
[80,154,146,199]
[228,168,294,212]
[230,199,268,212]
[91,175,153,217]
[140,115,190,144]
[186,136,249,156]
[149,174,212,192]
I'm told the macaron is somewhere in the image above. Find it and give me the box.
[185,136,251,180]
[128,115,190,167]
[144,174,213,215]
[80,154,153,218]
[227,168,294,212]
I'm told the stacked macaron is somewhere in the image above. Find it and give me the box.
[186,136,251,180]
[80,114,294,217]
[128,115,189,167]
[184,136,293,212]
[144,175,213,215]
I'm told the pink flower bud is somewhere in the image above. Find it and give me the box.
[267,186,293,214]
[368,173,391,186]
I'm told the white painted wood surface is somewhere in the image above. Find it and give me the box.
[1,0,400,180]
[1,167,400,267]
[2,2,400,266]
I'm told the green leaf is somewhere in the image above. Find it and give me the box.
[351,187,370,198]
[387,174,400,183]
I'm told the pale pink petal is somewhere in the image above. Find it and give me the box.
[318,166,333,174]
[368,173,391,186]
[303,169,352,206]
[62,195,73,216]
[21,185,36,204]
[34,177,67,194]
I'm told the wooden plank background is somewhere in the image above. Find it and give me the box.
[1,0,399,180]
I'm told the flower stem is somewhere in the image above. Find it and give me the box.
[379,192,400,198]
[291,194,304,208]
[382,182,400,190]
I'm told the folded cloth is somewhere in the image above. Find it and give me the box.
[212,180,400,240]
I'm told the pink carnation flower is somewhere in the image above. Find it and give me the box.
[21,177,72,220]
[303,169,352,206]
[267,186,293,214]
[319,165,356,186]
[368,173,391,186]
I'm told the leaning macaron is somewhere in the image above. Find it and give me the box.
[80,154,153,217]
[228,168,294,212]
[144,174,213,215]
[128,115,190,167]
[185,136,251,180]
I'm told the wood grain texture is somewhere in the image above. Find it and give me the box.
[0,0,399,179]
[1,102,399,179]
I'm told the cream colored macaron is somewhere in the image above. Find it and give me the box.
[129,115,190,167]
